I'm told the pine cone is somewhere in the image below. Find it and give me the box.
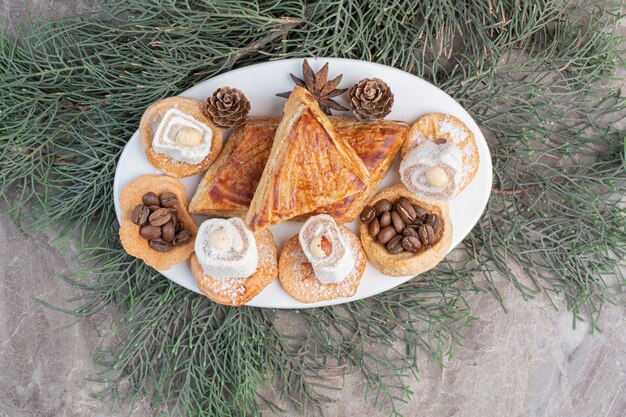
[206,87,251,128]
[348,78,394,122]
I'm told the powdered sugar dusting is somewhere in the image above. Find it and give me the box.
[437,118,478,180]
[410,114,479,189]
[198,232,276,305]
[400,142,463,200]
[298,215,354,283]
[285,229,365,301]
[195,218,258,279]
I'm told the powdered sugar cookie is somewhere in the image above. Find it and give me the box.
[139,96,222,178]
[279,218,366,303]
[190,222,277,306]
[399,141,463,200]
[401,113,479,193]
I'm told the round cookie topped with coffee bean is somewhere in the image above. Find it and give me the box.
[358,184,452,277]
[119,175,198,270]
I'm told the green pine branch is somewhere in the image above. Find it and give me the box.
[1,0,624,416]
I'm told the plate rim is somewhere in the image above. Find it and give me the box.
[113,57,493,309]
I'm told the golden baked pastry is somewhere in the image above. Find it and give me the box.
[401,113,479,193]
[245,86,370,230]
[119,174,198,270]
[279,226,366,303]
[139,96,223,178]
[189,116,407,222]
[358,184,452,277]
[189,228,277,306]
[300,116,407,222]
[189,117,277,218]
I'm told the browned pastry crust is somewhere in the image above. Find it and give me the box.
[189,117,277,218]
[119,174,199,270]
[189,116,407,223]
[139,96,223,178]
[278,226,366,303]
[358,184,452,277]
[297,116,408,222]
[245,86,370,231]
[401,113,479,192]
[189,229,278,306]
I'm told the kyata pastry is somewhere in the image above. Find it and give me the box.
[279,215,366,303]
[399,141,463,200]
[300,116,407,222]
[401,113,479,194]
[139,96,222,178]
[358,184,452,277]
[119,175,198,270]
[190,217,277,306]
[245,86,370,231]
[189,115,407,223]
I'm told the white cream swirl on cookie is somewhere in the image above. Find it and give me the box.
[195,218,258,279]
[153,108,213,164]
[298,214,354,284]
[400,141,463,200]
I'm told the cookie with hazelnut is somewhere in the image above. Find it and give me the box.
[190,219,278,306]
[279,215,366,303]
[401,113,479,197]
[139,96,223,178]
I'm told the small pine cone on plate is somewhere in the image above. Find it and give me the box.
[348,78,394,122]
[206,87,251,128]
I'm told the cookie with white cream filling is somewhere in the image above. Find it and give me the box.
[190,218,277,306]
[139,96,222,178]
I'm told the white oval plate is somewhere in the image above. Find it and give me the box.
[114,58,492,309]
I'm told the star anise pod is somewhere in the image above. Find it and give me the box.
[276,59,349,115]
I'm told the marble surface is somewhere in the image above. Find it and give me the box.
[1,208,624,417]
[1,2,625,416]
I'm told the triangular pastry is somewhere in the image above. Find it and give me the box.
[189,117,277,218]
[245,86,370,230]
[189,116,407,222]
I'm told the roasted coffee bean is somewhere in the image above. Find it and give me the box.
[159,192,178,208]
[402,236,421,253]
[368,218,381,238]
[377,226,397,244]
[380,211,391,227]
[402,227,418,238]
[161,222,176,242]
[175,220,184,234]
[430,215,441,234]
[386,235,404,254]
[412,218,424,226]
[391,211,405,233]
[396,198,417,224]
[140,225,162,240]
[148,205,161,213]
[360,206,376,224]
[373,199,393,215]
[149,208,171,226]
[130,204,150,226]
[142,192,160,207]
[168,210,177,227]
[418,226,429,245]
[413,204,428,219]
[173,230,192,246]
[434,138,447,144]
[425,224,435,244]
[149,238,172,252]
